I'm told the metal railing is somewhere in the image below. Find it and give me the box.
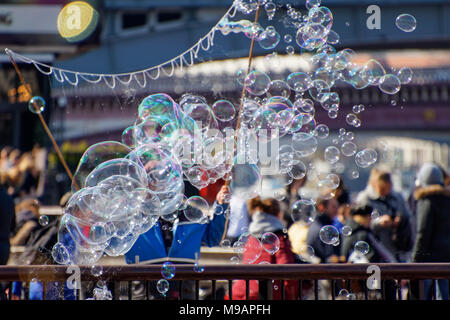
[1,263,449,300]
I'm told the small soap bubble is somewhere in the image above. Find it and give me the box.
[354,240,370,255]
[261,232,280,255]
[286,45,295,55]
[396,14,416,32]
[156,279,169,295]
[161,261,176,280]
[28,96,46,114]
[39,215,49,226]
[342,225,352,236]
[319,225,340,245]
[91,265,103,277]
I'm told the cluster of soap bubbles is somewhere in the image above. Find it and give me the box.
[51,93,237,265]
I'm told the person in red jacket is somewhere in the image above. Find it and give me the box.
[228,197,298,300]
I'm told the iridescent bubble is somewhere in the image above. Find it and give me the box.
[267,80,291,98]
[346,113,359,127]
[287,72,312,92]
[395,14,416,32]
[292,132,318,157]
[72,141,132,192]
[291,199,316,224]
[194,262,205,273]
[314,124,329,139]
[397,67,413,84]
[284,34,293,43]
[355,148,378,168]
[379,74,401,95]
[354,241,370,255]
[237,232,263,264]
[319,225,339,245]
[212,100,236,122]
[52,242,70,265]
[341,141,357,157]
[351,169,360,179]
[161,261,176,280]
[261,232,280,255]
[183,196,210,223]
[91,265,103,277]
[306,0,321,9]
[220,239,231,248]
[258,28,281,50]
[288,160,307,180]
[244,70,271,96]
[324,146,340,164]
[286,45,295,55]
[156,279,170,295]
[39,215,49,226]
[121,126,136,148]
[264,1,277,20]
[328,109,338,119]
[237,68,247,85]
[342,225,352,236]
[28,96,46,114]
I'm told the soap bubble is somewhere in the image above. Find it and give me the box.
[292,132,318,158]
[212,100,236,122]
[341,141,357,157]
[258,27,281,50]
[39,215,49,226]
[397,67,413,84]
[91,265,103,277]
[314,124,329,139]
[237,232,263,264]
[72,141,132,192]
[396,14,416,32]
[51,242,70,265]
[161,262,176,280]
[244,70,271,96]
[379,74,401,95]
[286,45,295,55]
[220,239,232,248]
[324,146,340,164]
[354,241,370,255]
[342,225,352,236]
[291,199,316,224]
[287,72,312,92]
[261,232,280,255]
[319,225,339,245]
[28,96,46,114]
[355,148,378,168]
[183,196,210,223]
[267,80,291,98]
[156,279,170,295]
[288,160,307,180]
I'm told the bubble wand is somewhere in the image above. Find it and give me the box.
[221,2,262,240]
[5,48,78,190]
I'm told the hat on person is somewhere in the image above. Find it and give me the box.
[416,163,444,187]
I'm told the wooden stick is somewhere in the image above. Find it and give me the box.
[5,49,78,190]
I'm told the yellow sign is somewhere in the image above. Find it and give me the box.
[57,1,99,43]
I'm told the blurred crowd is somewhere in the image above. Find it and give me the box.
[1,154,449,301]
[224,162,450,300]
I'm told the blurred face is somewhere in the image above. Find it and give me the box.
[320,198,339,218]
[375,180,391,197]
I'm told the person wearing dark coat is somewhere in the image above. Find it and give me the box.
[306,197,340,263]
[0,185,15,265]
[411,163,450,300]
[0,185,15,300]
[341,204,396,264]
